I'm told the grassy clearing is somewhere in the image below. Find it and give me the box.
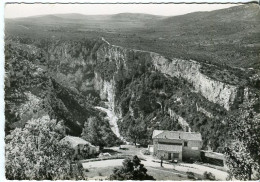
[146,167,190,180]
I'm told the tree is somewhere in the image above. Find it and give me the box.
[81,117,122,149]
[225,92,260,180]
[81,117,105,149]
[127,119,147,146]
[5,115,85,180]
[109,155,154,180]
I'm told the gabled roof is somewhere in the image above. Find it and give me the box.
[152,130,202,141]
[152,130,164,138]
[61,136,95,148]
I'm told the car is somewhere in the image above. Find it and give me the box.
[172,159,178,163]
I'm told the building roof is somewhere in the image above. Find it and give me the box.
[157,144,182,152]
[152,130,164,138]
[152,130,202,141]
[61,136,95,148]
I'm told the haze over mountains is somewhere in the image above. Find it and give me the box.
[5,4,260,69]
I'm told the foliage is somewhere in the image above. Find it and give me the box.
[5,115,85,180]
[4,42,103,136]
[81,117,122,149]
[109,155,154,180]
[225,90,260,180]
[126,118,148,146]
[203,171,216,180]
[186,171,195,179]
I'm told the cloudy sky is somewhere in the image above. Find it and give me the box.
[5,3,240,18]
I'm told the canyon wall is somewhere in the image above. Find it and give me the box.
[150,53,238,110]
[95,41,238,111]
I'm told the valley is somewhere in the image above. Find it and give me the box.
[4,3,260,180]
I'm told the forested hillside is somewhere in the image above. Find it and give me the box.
[5,4,260,152]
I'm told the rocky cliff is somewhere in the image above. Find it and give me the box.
[94,41,238,111]
[6,37,259,151]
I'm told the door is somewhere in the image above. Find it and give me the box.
[173,153,179,159]
[168,153,171,160]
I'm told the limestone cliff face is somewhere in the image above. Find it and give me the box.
[45,39,238,112]
[93,43,151,113]
[46,41,100,94]
[95,43,150,81]
[150,53,238,110]
[94,71,116,111]
[95,41,238,111]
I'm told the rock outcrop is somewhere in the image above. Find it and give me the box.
[150,54,238,111]
[95,41,238,111]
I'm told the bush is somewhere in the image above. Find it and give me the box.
[186,171,195,179]
[143,150,150,155]
[203,171,216,180]
[109,155,154,180]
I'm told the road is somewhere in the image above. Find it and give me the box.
[82,145,228,180]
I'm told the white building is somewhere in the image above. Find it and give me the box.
[61,136,99,160]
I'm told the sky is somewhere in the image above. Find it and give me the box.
[4,3,240,18]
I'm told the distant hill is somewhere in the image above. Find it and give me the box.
[5,4,260,69]
[6,12,164,25]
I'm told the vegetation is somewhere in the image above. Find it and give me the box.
[203,171,216,180]
[6,4,259,70]
[225,89,260,180]
[81,117,123,149]
[186,171,195,179]
[5,116,85,180]
[109,155,154,180]
[4,4,260,180]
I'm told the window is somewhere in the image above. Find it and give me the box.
[184,141,188,147]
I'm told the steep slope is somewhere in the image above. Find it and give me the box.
[4,4,260,151]
[4,38,116,144]
[6,35,259,151]
[91,40,259,150]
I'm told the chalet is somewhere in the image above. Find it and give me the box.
[152,130,202,161]
[61,136,99,160]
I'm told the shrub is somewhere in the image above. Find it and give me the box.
[109,155,154,180]
[203,171,216,180]
[186,171,195,179]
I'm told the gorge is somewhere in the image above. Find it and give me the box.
[5,36,259,152]
[4,4,260,153]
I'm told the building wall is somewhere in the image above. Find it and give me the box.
[153,138,183,161]
[182,140,202,160]
[148,145,154,153]
[155,150,182,161]
[153,138,202,161]
[73,144,97,160]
